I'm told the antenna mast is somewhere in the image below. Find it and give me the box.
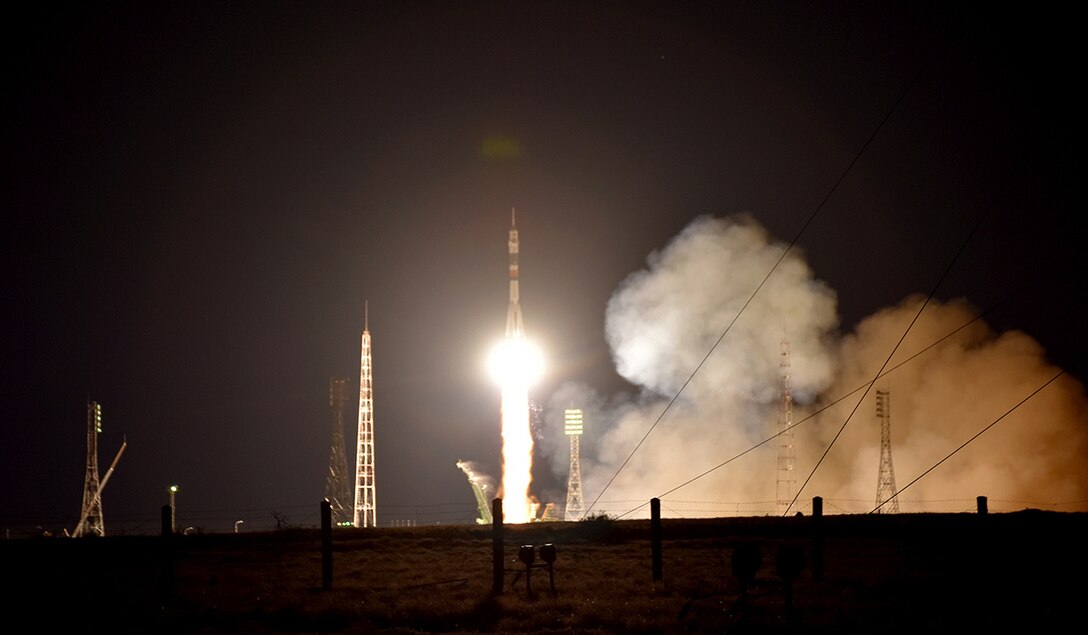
[776,338,796,516]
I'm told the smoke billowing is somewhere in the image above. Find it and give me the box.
[540,214,1088,517]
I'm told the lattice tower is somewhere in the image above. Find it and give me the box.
[325,377,352,525]
[875,390,901,512]
[75,401,104,537]
[564,408,585,521]
[776,339,796,516]
[354,307,377,528]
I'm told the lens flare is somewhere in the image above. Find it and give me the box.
[488,338,543,523]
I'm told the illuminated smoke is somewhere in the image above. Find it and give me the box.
[805,296,1088,512]
[541,213,1088,517]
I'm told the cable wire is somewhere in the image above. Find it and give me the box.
[870,370,1065,513]
[785,163,1018,514]
[580,54,932,521]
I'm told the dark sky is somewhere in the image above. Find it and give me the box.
[3,2,1081,533]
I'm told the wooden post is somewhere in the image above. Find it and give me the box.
[811,496,824,583]
[650,498,662,582]
[492,498,504,594]
[321,499,333,590]
[160,504,173,600]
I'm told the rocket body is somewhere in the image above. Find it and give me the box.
[506,208,524,338]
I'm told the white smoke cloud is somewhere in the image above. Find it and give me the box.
[540,213,1088,518]
[542,214,839,517]
[803,296,1088,512]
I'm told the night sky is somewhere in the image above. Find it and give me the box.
[3,3,1083,534]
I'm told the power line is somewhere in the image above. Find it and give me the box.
[581,51,932,521]
[615,267,1042,519]
[786,162,1017,514]
[870,370,1065,513]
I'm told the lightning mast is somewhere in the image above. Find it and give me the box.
[564,408,585,521]
[74,401,104,537]
[325,377,352,525]
[776,339,796,516]
[353,304,377,528]
[875,390,901,513]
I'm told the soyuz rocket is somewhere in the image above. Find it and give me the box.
[506,208,524,338]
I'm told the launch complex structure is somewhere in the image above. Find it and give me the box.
[324,304,376,528]
[354,305,377,528]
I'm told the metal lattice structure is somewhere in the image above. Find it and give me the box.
[875,390,901,513]
[325,377,352,525]
[564,408,585,521]
[73,401,104,537]
[353,306,377,528]
[457,461,493,525]
[776,339,796,516]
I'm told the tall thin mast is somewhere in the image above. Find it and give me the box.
[776,338,796,516]
[74,400,104,537]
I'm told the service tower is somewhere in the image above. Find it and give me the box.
[353,305,377,528]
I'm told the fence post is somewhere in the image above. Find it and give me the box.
[650,498,662,582]
[492,498,504,595]
[811,496,824,583]
[321,499,333,590]
[160,504,173,600]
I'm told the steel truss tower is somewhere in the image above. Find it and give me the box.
[354,306,377,528]
[75,401,104,537]
[875,390,901,513]
[776,339,796,516]
[325,377,352,525]
[564,408,585,521]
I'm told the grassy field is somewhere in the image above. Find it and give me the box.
[3,510,1083,633]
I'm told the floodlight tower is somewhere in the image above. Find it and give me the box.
[875,390,901,513]
[776,339,796,516]
[325,377,352,525]
[74,400,104,537]
[564,408,585,521]
[353,304,377,528]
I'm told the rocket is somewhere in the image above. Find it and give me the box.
[506,208,524,338]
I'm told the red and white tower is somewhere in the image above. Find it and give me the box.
[353,305,377,528]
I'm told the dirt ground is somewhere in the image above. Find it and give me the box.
[2,510,1083,633]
